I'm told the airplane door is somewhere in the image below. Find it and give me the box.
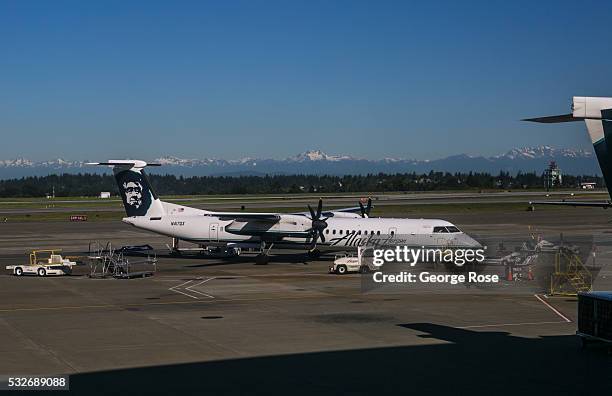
[209,223,219,242]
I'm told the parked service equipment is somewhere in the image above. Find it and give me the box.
[577,291,612,349]
[88,241,157,279]
[6,250,76,277]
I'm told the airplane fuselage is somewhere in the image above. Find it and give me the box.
[122,208,481,250]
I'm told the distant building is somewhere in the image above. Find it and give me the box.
[46,186,56,199]
[580,182,596,190]
[99,192,111,199]
[543,161,562,189]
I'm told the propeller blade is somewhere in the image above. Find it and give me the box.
[308,204,316,219]
[306,198,328,250]
[309,231,318,250]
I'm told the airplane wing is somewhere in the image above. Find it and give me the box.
[326,206,363,214]
[529,200,612,208]
[205,212,280,221]
[291,206,362,217]
[292,198,373,217]
[210,206,364,222]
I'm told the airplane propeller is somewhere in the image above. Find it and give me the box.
[307,198,328,250]
[359,198,373,218]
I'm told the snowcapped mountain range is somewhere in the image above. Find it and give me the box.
[0,146,600,179]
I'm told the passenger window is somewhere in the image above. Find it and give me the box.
[339,230,343,235]
[325,229,329,234]
[358,230,361,235]
[390,231,395,236]
[377,231,380,235]
[332,229,336,235]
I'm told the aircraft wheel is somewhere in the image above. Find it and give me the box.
[337,265,347,275]
[37,268,47,277]
[14,267,23,276]
[307,249,321,259]
[255,254,269,265]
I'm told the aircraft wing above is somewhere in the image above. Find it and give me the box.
[291,206,365,216]
[205,212,281,221]
[207,205,365,222]
[529,200,612,208]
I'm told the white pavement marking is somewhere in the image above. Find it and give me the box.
[168,287,200,299]
[172,279,195,289]
[534,294,572,323]
[185,277,216,299]
[185,288,214,298]
[458,320,569,329]
[168,279,200,299]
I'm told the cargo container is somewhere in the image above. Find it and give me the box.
[577,291,612,348]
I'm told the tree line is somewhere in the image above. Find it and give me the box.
[0,171,603,198]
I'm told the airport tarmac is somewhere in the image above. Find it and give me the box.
[1,205,612,394]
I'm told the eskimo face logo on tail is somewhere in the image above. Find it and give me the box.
[116,170,152,217]
[124,181,143,208]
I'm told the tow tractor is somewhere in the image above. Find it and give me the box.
[6,250,77,277]
[330,254,362,274]
[330,248,374,274]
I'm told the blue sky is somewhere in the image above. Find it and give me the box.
[1,0,612,161]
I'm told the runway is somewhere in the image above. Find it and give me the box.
[0,189,608,215]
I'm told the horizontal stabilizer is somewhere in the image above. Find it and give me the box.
[86,160,161,169]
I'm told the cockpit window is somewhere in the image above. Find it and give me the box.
[446,226,461,233]
[433,226,449,233]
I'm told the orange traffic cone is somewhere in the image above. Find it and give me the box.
[507,266,513,281]
[527,266,533,281]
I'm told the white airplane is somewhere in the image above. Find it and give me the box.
[525,96,612,207]
[89,160,481,264]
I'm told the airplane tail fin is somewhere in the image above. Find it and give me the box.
[524,96,612,195]
[87,160,165,218]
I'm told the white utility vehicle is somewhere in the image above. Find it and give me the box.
[329,253,367,274]
[6,250,77,277]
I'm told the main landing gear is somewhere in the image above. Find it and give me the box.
[168,237,182,256]
[255,254,269,265]
[255,241,274,265]
[307,249,321,259]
